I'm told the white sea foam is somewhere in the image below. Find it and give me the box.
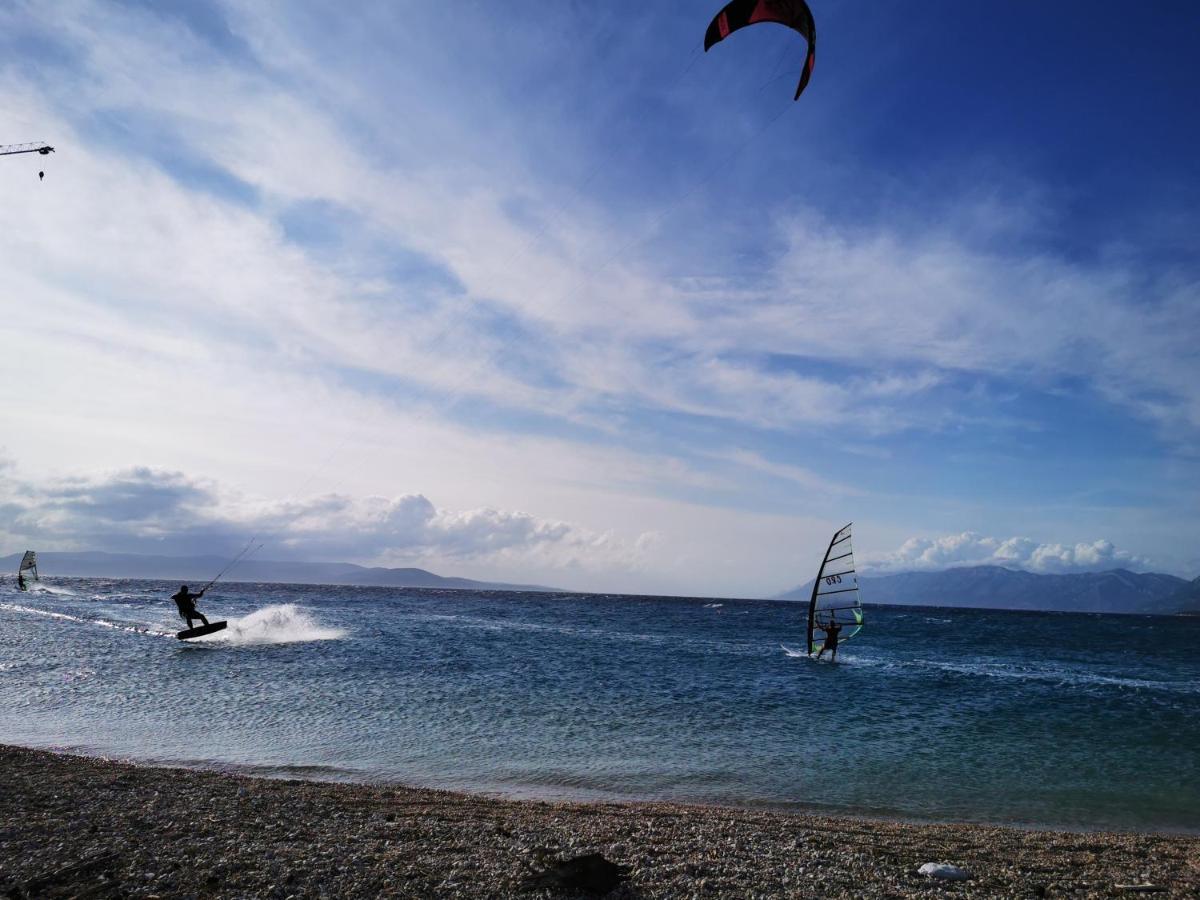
[201,604,346,646]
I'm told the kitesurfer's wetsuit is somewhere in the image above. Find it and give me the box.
[171,586,208,629]
[817,619,841,661]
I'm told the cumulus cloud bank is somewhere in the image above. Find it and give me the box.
[0,465,652,575]
[871,531,1147,575]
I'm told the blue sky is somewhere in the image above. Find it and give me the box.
[1,1,1197,594]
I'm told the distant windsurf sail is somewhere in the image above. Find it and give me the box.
[18,550,38,590]
[806,524,863,655]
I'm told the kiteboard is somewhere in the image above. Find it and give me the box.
[176,621,227,641]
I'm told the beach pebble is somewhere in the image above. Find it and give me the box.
[3,746,1196,900]
[918,862,971,880]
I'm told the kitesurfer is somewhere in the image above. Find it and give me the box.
[816,614,841,661]
[171,584,209,629]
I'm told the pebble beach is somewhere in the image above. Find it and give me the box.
[2,745,1197,898]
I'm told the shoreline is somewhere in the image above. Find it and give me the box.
[23,739,1199,838]
[18,739,1200,840]
[3,745,1197,898]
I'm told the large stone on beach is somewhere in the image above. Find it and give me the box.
[522,852,629,896]
[918,861,970,880]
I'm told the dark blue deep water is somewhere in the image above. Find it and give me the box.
[2,578,1197,831]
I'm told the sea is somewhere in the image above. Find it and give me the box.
[1,578,1197,833]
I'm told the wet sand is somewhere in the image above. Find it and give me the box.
[1,745,1197,898]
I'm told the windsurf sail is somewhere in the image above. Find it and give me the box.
[806,523,863,655]
[17,550,38,590]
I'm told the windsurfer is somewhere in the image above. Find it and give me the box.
[171,585,209,629]
[17,572,26,591]
[816,614,842,661]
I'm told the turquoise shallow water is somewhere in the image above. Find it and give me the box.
[1,578,1197,831]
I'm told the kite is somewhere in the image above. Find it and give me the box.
[704,0,817,100]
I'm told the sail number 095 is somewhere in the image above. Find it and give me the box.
[824,574,843,585]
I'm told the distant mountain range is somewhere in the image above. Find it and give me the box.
[6,551,1199,614]
[1170,576,1200,615]
[777,565,1200,616]
[0,551,557,593]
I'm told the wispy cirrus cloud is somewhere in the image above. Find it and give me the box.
[7,1,1198,443]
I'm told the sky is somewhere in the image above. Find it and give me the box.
[1,0,1198,596]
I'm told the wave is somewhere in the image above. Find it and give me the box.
[909,657,1200,695]
[409,611,776,660]
[26,583,77,596]
[198,604,346,646]
[3,597,346,646]
[409,611,675,648]
[789,646,1200,695]
[1,602,80,623]
[0,602,172,637]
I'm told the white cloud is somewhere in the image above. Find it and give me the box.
[0,464,654,577]
[872,531,1148,575]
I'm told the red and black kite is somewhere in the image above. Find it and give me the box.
[704,0,817,100]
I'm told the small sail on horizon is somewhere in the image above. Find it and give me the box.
[807,523,864,655]
[17,550,38,591]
